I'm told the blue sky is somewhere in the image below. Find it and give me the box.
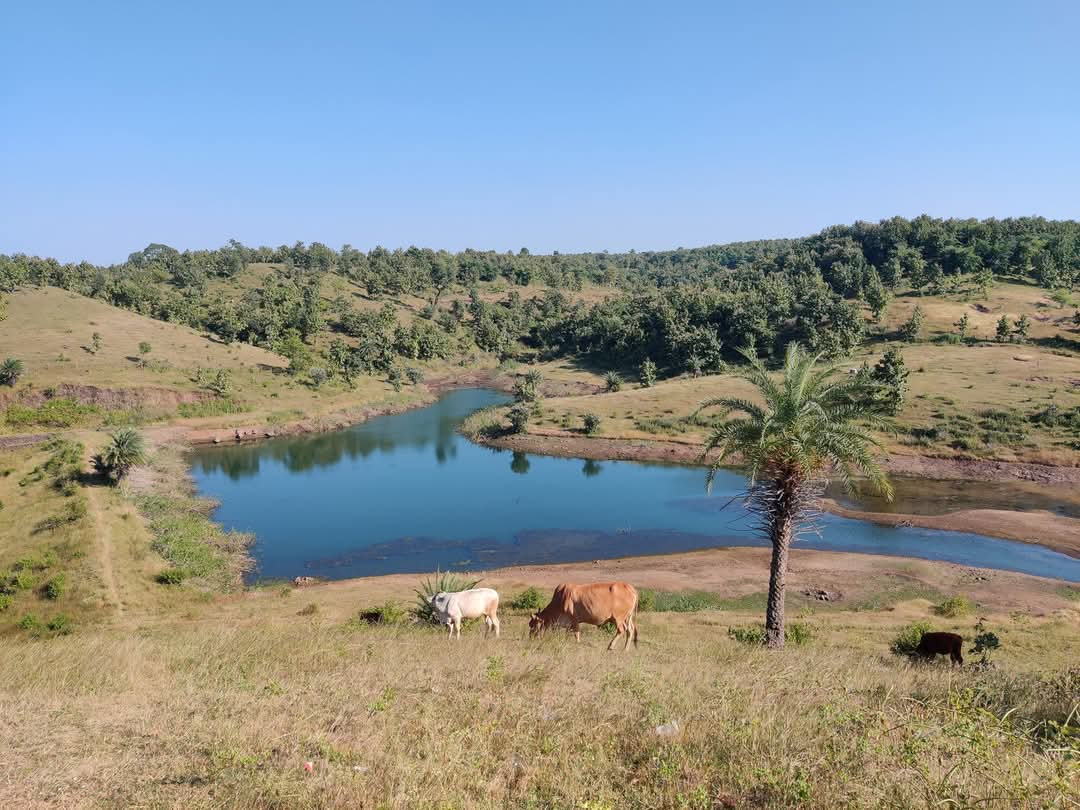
[2,1,1078,263]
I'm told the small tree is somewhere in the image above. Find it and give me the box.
[869,349,909,415]
[639,358,657,388]
[0,357,24,386]
[898,306,923,342]
[138,341,152,357]
[954,313,970,342]
[1014,313,1031,343]
[90,332,102,354]
[94,428,146,482]
[582,413,601,435]
[604,371,623,392]
[508,403,530,433]
[995,315,1012,343]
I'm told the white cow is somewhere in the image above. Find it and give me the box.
[429,587,501,639]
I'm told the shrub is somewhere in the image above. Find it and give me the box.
[639,358,657,387]
[508,403,531,434]
[155,568,185,585]
[138,341,152,356]
[6,398,99,428]
[729,623,813,646]
[388,365,404,392]
[890,621,931,656]
[308,366,329,387]
[0,594,12,612]
[47,613,74,635]
[0,357,24,386]
[18,613,43,633]
[413,570,480,623]
[405,367,424,385]
[604,371,623,392]
[934,595,973,618]
[582,413,601,435]
[513,374,540,402]
[898,306,923,342]
[357,601,409,626]
[40,573,67,600]
[636,588,656,611]
[509,587,544,611]
[93,428,146,481]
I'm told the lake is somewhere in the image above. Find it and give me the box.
[189,388,1080,583]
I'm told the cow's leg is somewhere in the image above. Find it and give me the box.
[491,611,500,639]
[623,616,634,651]
[570,622,581,643]
[607,621,623,651]
[446,620,453,639]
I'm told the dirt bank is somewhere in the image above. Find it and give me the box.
[0,383,213,410]
[265,546,1079,620]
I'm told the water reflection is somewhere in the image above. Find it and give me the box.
[582,459,602,477]
[510,452,530,475]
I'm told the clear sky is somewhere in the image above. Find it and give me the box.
[2,1,1078,264]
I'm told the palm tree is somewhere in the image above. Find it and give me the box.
[94,428,147,482]
[697,343,892,648]
[0,357,24,386]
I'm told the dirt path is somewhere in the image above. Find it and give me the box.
[86,486,124,616]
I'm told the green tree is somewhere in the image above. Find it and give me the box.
[995,315,1012,343]
[955,313,970,342]
[1014,313,1031,343]
[869,349,908,415]
[639,358,657,388]
[582,413,601,435]
[94,428,146,482]
[508,403,531,433]
[863,269,890,321]
[0,357,24,386]
[898,306,923,342]
[697,343,891,648]
[274,329,313,374]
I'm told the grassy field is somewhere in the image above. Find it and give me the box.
[0,562,1076,808]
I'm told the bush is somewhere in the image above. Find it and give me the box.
[636,588,656,611]
[890,621,931,656]
[6,398,100,428]
[0,594,12,612]
[413,570,480,624]
[729,623,813,646]
[934,595,973,618]
[604,371,623,392]
[509,587,544,611]
[93,428,146,481]
[47,614,74,635]
[356,601,409,626]
[308,366,329,387]
[582,413,601,435]
[405,367,424,385]
[155,568,185,585]
[508,403,531,434]
[18,613,43,633]
[0,357,24,386]
[40,573,67,600]
[639,358,657,387]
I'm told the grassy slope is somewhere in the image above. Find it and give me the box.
[522,283,1080,464]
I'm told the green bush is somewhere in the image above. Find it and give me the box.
[604,371,623,392]
[639,358,657,387]
[508,403,531,434]
[94,428,146,481]
[18,613,43,633]
[155,568,185,585]
[40,573,67,600]
[890,621,931,656]
[0,357,25,386]
[47,613,74,635]
[582,413,601,435]
[357,601,409,626]
[729,623,813,646]
[5,398,100,428]
[413,570,481,623]
[934,595,973,618]
[0,594,12,612]
[509,587,544,611]
[405,367,425,385]
[637,588,656,611]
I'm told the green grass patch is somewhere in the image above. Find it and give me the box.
[176,398,250,418]
[5,398,100,428]
[638,589,770,613]
[728,622,813,646]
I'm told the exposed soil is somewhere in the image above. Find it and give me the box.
[280,546,1078,619]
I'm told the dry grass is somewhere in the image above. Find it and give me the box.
[0,602,1075,808]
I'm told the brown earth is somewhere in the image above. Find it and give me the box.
[0,383,213,410]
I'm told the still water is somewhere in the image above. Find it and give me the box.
[189,389,1080,583]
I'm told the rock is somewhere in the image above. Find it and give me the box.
[801,588,842,602]
[293,576,320,587]
[654,720,681,738]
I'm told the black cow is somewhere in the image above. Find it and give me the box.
[915,631,963,665]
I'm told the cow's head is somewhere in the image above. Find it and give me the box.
[528,613,545,637]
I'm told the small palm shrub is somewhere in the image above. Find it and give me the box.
[0,357,24,386]
[604,371,623,392]
[94,428,146,482]
[413,570,480,624]
[890,621,931,656]
[582,413,601,435]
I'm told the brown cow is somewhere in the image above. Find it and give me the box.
[529,582,639,651]
[915,631,964,666]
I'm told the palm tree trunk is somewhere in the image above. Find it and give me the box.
[764,477,798,649]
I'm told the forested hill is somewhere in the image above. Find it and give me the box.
[2,215,1078,379]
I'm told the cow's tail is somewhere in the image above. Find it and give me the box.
[631,588,640,647]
